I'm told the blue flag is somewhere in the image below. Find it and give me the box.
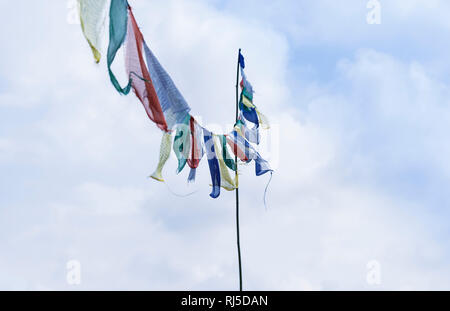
[239,50,245,69]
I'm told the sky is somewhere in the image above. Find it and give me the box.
[1,0,450,290]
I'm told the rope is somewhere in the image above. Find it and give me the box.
[263,171,273,211]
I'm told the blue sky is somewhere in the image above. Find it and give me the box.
[1,0,450,290]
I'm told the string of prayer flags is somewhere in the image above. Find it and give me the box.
[78,1,273,202]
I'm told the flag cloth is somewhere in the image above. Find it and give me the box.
[228,129,272,176]
[187,116,204,182]
[221,135,237,171]
[239,50,245,69]
[173,114,191,174]
[214,135,237,191]
[256,108,270,130]
[79,0,108,63]
[125,6,168,132]
[241,106,259,127]
[240,67,254,96]
[226,134,249,163]
[238,52,260,128]
[144,42,191,130]
[237,116,260,145]
[241,94,255,109]
[238,51,271,144]
[203,128,221,199]
[150,132,173,182]
[107,0,132,95]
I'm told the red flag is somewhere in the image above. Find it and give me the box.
[126,6,168,132]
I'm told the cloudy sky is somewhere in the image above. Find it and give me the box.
[1,0,450,290]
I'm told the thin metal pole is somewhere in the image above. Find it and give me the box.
[235,48,243,291]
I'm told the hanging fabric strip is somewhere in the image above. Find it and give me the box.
[235,119,250,145]
[239,50,245,69]
[226,133,249,162]
[240,67,254,95]
[221,135,236,171]
[254,152,272,176]
[203,128,221,199]
[181,116,192,171]
[79,0,108,63]
[238,113,260,145]
[213,135,236,191]
[231,128,254,160]
[144,42,191,130]
[192,118,205,182]
[125,6,168,132]
[187,116,200,169]
[240,104,260,126]
[173,114,191,174]
[256,108,270,130]
[173,128,186,174]
[242,88,253,102]
[107,0,132,94]
[193,118,205,159]
[241,94,256,109]
[150,132,173,182]
[187,117,204,182]
[228,129,272,176]
[188,168,196,183]
[239,52,254,95]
